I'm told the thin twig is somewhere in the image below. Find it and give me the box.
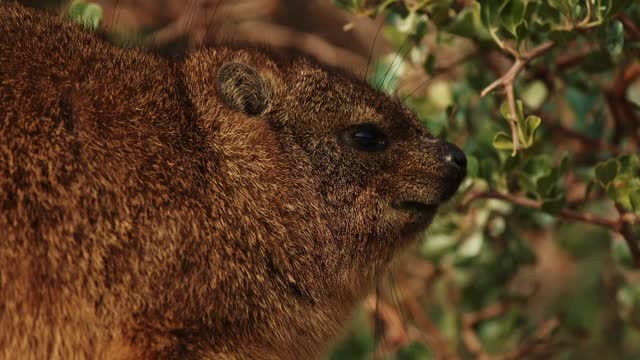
[481,42,556,153]
[579,0,593,27]
[615,13,640,41]
[461,191,619,229]
[462,302,510,359]
[366,293,409,357]
[399,51,477,102]
[405,296,455,359]
[461,190,640,267]
[502,317,560,360]
[505,81,519,154]
[463,302,510,326]
[616,204,640,268]
[607,62,640,147]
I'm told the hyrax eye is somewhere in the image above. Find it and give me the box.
[342,124,389,152]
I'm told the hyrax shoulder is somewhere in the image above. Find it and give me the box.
[0,3,466,359]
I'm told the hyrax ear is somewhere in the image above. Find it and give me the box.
[216,62,269,117]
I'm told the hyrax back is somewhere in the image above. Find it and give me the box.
[0,3,466,359]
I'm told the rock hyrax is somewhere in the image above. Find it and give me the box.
[0,3,466,359]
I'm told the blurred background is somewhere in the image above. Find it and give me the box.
[17,1,640,359]
[20,0,391,70]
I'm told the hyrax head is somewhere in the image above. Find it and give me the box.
[185,46,466,281]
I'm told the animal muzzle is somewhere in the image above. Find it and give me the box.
[421,137,467,202]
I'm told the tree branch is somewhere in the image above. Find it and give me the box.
[461,190,640,267]
[461,302,510,359]
[461,191,619,228]
[615,13,640,41]
[616,204,640,268]
[503,318,560,359]
[405,296,454,359]
[607,62,640,147]
[481,42,556,153]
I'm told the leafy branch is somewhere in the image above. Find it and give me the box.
[461,190,640,268]
[331,0,640,357]
[480,42,556,154]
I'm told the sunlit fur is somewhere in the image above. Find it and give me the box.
[0,3,464,359]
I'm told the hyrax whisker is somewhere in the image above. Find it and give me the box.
[388,270,410,339]
[376,35,411,91]
[201,0,222,50]
[384,41,413,94]
[108,0,121,33]
[362,19,385,83]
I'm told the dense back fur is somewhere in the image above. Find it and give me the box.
[0,3,465,359]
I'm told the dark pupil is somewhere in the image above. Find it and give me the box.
[349,125,388,152]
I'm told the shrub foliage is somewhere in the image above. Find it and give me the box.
[330,0,640,358]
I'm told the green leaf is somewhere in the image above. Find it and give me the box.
[548,0,575,18]
[630,190,640,213]
[606,181,628,209]
[606,20,625,59]
[444,3,492,41]
[68,1,103,31]
[500,101,512,122]
[424,53,436,75]
[521,80,548,110]
[421,234,457,260]
[595,159,620,185]
[374,0,396,15]
[493,132,514,150]
[500,0,527,39]
[607,174,640,210]
[535,2,563,26]
[612,240,634,268]
[559,153,570,174]
[467,155,479,178]
[396,10,418,34]
[395,341,432,360]
[619,153,640,175]
[537,168,560,197]
[503,151,521,172]
[68,2,89,21]
[541,194,565,214]
[415,17,429,39]
[584,179,596,200]
[516,100,524,122]
[458,231,484,258]
[519,115,542,148]
[481,0,509,47]
[603,0,634,17]
[524,155,553,178]
[331,0,355,10]
[518,173,538,194]
[480,158,498,187]
[499,100,524,126]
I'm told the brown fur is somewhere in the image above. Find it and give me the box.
[0,3,466,359]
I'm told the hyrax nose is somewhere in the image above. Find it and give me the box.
[444,142,467,170]
[440,141,467,180]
